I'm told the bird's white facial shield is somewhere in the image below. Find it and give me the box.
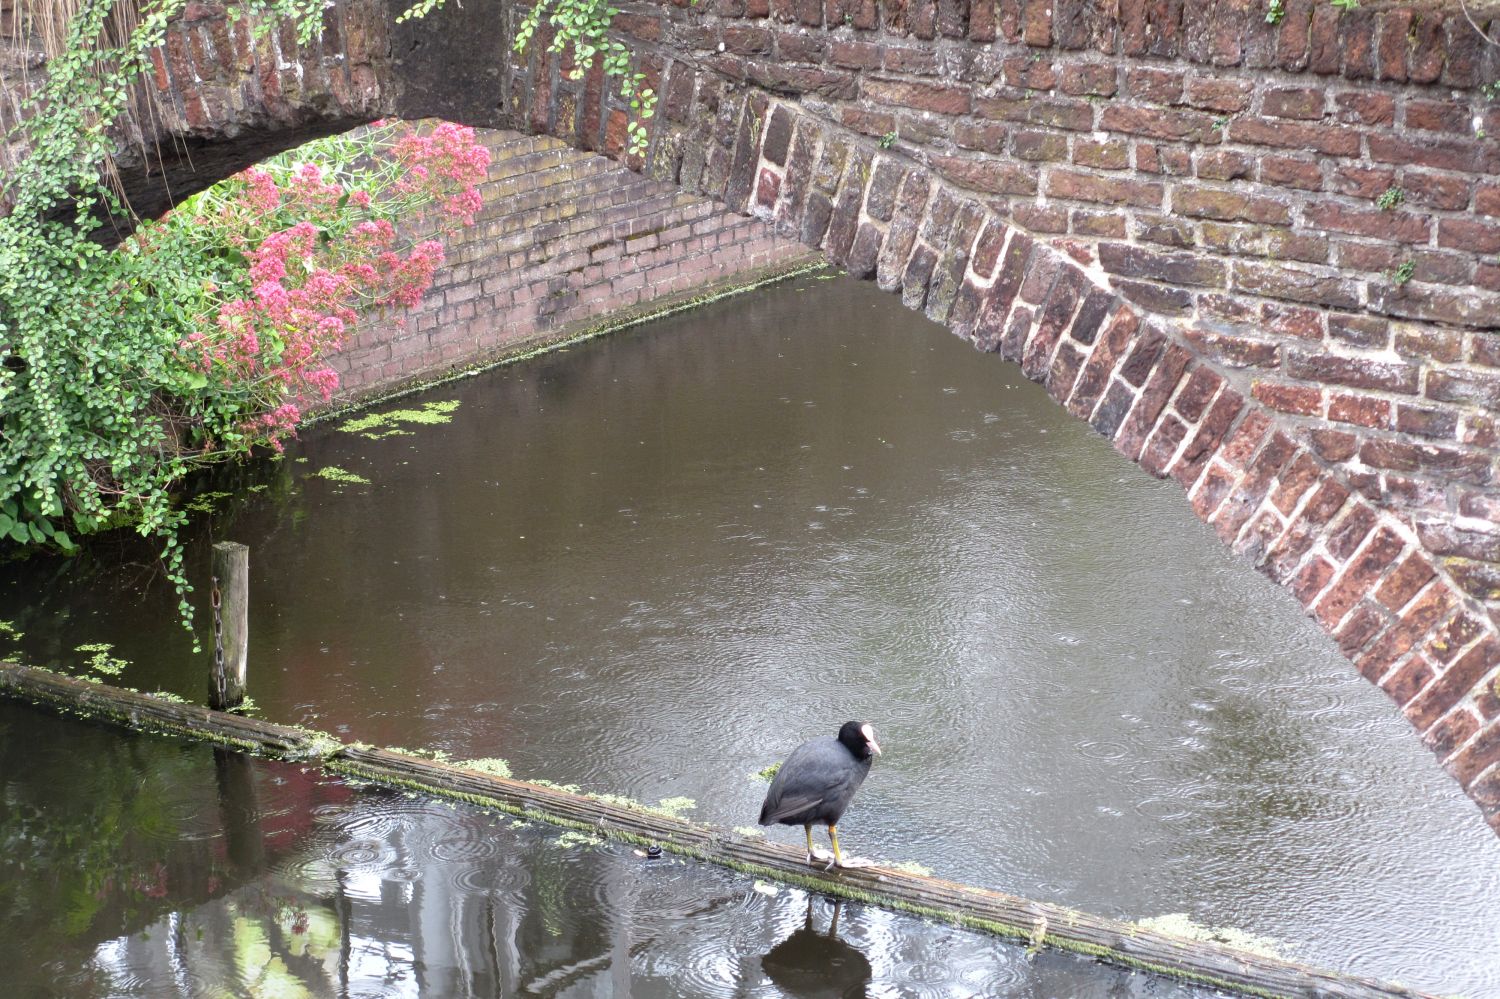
[861,723,882,756]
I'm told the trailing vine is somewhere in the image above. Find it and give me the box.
[512,0,657,154]
[0,0,484,638]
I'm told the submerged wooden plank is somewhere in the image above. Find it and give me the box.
[0,660,1436,999]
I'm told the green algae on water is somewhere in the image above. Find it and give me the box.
[339,399,462,439]
[461,757,513,779]
[1133,914,1285,960]
[311,466,371,485]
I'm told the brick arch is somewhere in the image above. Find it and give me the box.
[6,0,1500,831]
[740,99,1500,807]
[502,0,1500,834]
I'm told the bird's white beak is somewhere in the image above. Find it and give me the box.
[869,739,882,756]
[861,724,881,756]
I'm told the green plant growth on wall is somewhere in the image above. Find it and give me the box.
[0,0,485,638]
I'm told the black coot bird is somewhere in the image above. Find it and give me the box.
[759,721,881,869]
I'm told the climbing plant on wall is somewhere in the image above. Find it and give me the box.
[0,0,486,636]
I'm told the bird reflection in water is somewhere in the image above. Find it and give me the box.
[760,896,871,999]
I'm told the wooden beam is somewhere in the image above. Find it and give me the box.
[0,660,1436,999]
[209,541,249,710]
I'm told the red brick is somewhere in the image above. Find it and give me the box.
[1376,554,1438,612]
[1329,164,1398,199]
[1328,393,1391,430]
[1408,637,1500,732]
[1183,76,1253,113]
[1426,708,1482,763]
[1046,169,1164,208]
[1170,387,1245,490]
[1059,62,1118,96]
[1313,527,1405,628]
[1252,380,1322,416]
[1258,156,1324,191]
[1405,98,1471,134]
[1126,67,1184,104]
[1114,344,1193,461]
[1403,171,1474,212]
[1227,116,1359,156]
[1478,185,1500,217]
[1262,86,1325,120]
[1073,139,1130,170]
[1437,219,1500,255]
[1172,366,1226,422]
[1211,431,1298,542]
[862,77,971,115]
[1369,133,1483,173]
[1268,452,1323,516]
[1450,717,1500,787]
[1174,188,1291,225]
[1101,104,1223,144]
[1304,202,1431,244]
[1382,652,1437,707]
[1232,262,1360,310]
[1290,555,1337,608]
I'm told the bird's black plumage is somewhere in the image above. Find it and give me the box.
[759,721,879,833]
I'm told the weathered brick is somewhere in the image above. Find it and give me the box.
[1101,104,1223,144]
[1262,86,1325,120]
[1046,169,1164,208]
[1059,62,1118,96]
[1232,262,1360,309]
[1368,133,1482,173]
[1012,129,1070,162]
[934,155,1039,196]
[1098,243,1225,287]
[1073,138,1130,170]
[862,77,971,115]
[1329,394,1391,429]
[1170,387,1245,490]
[1227,116,1359,155]
[1404,639,1500,732]
[1021,267,1087,382]
[1062,306,1133,413]
[1252,381,1322,417]
[1115,345,1193,461]
[1258,155,1323,191]
[1313,526,1406,628]
[1126,66,1185,103]
[1174,187,1292,225]
[1425,708,1482,762]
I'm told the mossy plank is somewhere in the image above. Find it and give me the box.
[0,661,1435,999]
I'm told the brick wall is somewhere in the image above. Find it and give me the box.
[328,128,818,399]
[590,0,1500,602]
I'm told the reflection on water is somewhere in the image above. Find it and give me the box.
[0,703,1215,997]
[760,898,870,998]
[4,275,1500,994]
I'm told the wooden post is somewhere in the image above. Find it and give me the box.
[209,541,248,710]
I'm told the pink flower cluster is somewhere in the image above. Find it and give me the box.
[391,122,492,225]
[174,121,490,450]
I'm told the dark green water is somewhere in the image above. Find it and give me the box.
[4,275,1497,996]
